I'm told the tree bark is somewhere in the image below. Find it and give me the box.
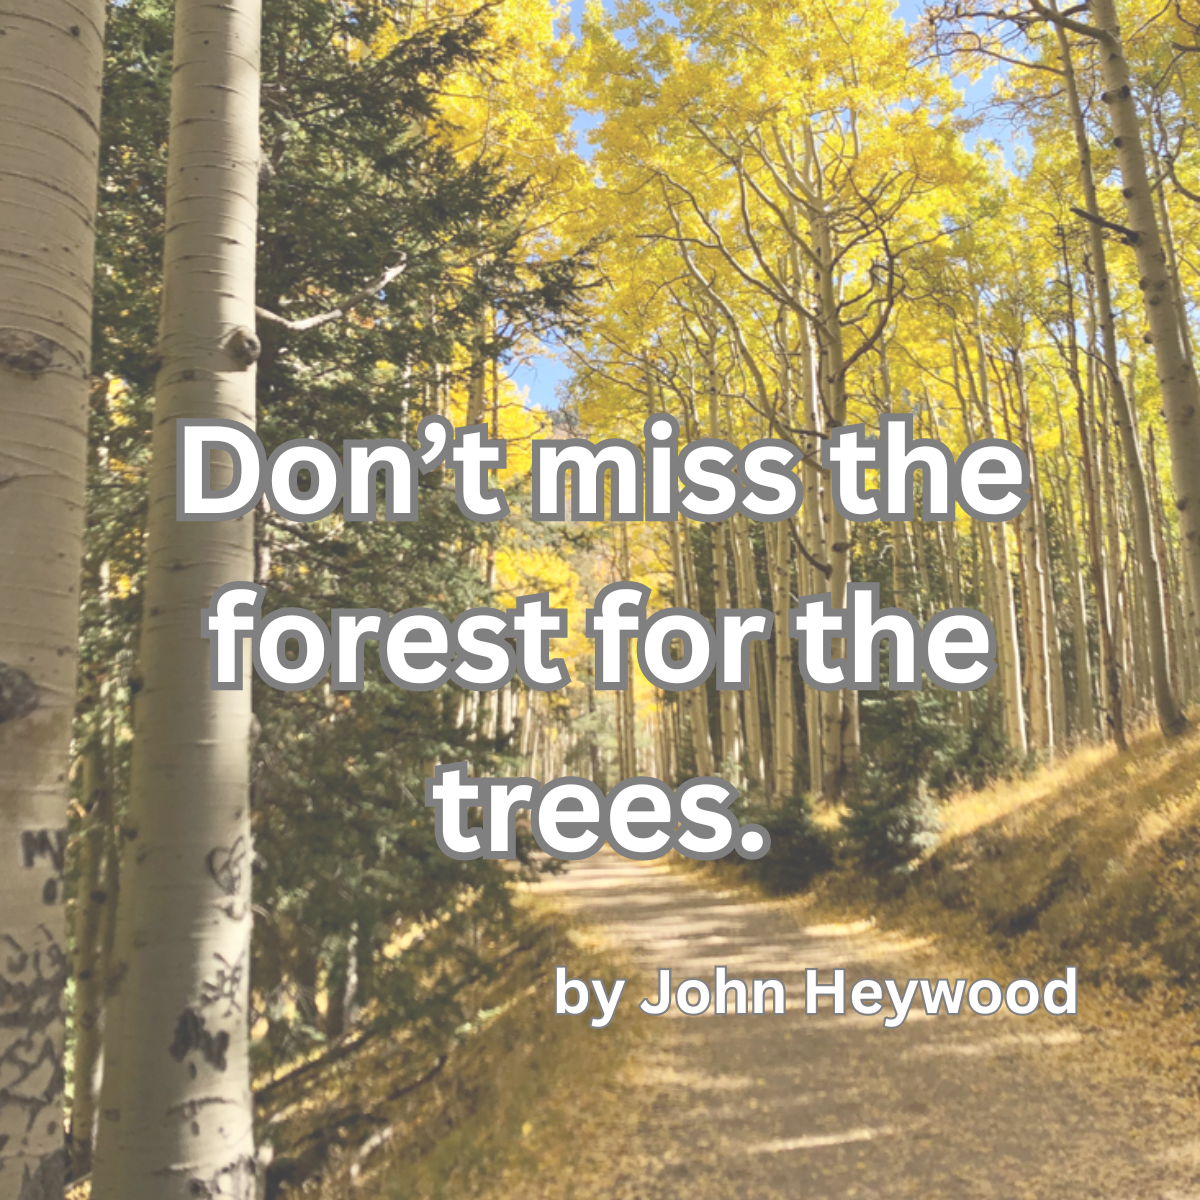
[674,518,714,776]
[1012,352,1055,754]
[68,743,113,1178]
[1056,20,1186,733]
[731,512,766,790]
[0,3,106,1194]
[1055,0,1200,649]
[974,322,1028,755]
[92,2,263,1196]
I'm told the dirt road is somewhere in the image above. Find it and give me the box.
[530,849,1200,1200]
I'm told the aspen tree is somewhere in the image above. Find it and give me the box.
[91,0,263,1196]
[1031,0,1200,642]
[974,319,1028,755]
[1053,18,1186,734]
[0,3,106,1194]
[672,516,714,776]
[1011,352,1055,754]
[730,511,766,790]
[705,336,741,775]
[1050,404,1097,738]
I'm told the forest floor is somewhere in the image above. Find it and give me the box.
[471,848,1200,1200]
[349,725,1200,1200]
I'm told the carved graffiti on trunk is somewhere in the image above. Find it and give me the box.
[187,1153,256,1199]
[206,838,248,920]
[0,926,67,1154]
[199,951,245,1017]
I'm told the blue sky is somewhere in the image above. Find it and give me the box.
[508,0,1011,410]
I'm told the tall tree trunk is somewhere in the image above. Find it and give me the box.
[706,352,741,776]
[619,523,638,779]
[675,518,714,776]
[1052,445,1097,738]
[1013,352,1057,754]
[69,742,115,1178]
[1148,426,1192,703]
[974,322,1028,755]
[1057,19,1185,733]
[0,4,106,1194]
[768,521,796,799]
[1057,240,1127,748]
[92,2,263,1196]
[731,512,766,790]
[1058,0,1200,646]
[805,127,856,793]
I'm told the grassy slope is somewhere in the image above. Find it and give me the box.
[799,720,1200,1097]
[861,723,1200,987]
[263,903,646,1200]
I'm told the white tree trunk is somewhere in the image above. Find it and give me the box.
[0,4,106,1195]
[1056,18,1186,734]
[91,1,263,1196]
[1074,0,1200,646]
[973,323,1027,755]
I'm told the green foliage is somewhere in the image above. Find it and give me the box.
[729,796,835,894]
[84,0,588,1082]
[840,689,954,876]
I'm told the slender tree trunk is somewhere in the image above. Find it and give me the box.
[731,512,766,790]
[768,521,796,799]
[1052,445,1097,738]
[619,524,638,779]
[68,743,113,1178]
[0,5,106,1195]
[675,518,714,776]
[1148,426,1191,703]
[805,127,857,793]
[92,2,263,1195]
[1012,353,1055,754]
[974,322,1028,755]
[1062,0,1200,646]
[797,316,828,797]
[1057,21,1185,733]
[1037,472,1068,748]
[706,355,741,775]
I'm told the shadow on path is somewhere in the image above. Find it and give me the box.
[534,849,1200,1200]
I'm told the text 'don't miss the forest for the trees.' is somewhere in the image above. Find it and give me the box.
[182,412,1029,861]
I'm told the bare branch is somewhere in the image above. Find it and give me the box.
[1068,204,1141,244]
[256,259,408,334]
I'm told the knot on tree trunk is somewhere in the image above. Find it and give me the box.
[0,662,39,725]
[0,328,66,378]
[226,326,262,369]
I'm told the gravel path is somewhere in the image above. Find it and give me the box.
[533,849,1200,1200]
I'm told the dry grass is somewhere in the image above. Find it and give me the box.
[296,899,646,1200]
[788,717,1200,1105]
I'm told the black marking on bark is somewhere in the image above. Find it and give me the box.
[15,1148,66,1200]
[207,838,250,920]
[186,1154,256,1198]
[0,664,38,725]
[0,330,68,378]
[0,927,67,1139]
[167,1095,236,1120]
[200,951,245,1016]
[169,1009,230,1071]
[20,830,66,874]
[206,838,245,896]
